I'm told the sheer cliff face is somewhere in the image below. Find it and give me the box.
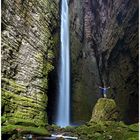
[2,0,59,135]
[69,0,138,124]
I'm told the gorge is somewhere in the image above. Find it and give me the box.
[1,0,139,139]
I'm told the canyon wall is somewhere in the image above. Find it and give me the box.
[69,0,138,124]
[1,0,59,137]
[1,0,138,136]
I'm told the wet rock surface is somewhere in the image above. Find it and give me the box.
[1,0,138,139]
[69,0,138,124]
[1,0,60,138]
[90,98,119,122]
[69,0,100,124]
[47,122,138,140]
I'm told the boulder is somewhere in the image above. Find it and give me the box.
[90,98,119,122]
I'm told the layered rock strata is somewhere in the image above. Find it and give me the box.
[1,0,59,136]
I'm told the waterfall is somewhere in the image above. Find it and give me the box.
[56,0,70,127]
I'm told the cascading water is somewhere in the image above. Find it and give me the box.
[56,0,70,127]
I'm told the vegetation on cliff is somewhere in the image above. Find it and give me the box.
[1,0,59,138]
[1,0,138,139]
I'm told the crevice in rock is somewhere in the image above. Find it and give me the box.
[47,68,58,124]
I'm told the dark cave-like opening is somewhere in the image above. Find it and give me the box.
[47,68,59,124]
[47,37,61,124]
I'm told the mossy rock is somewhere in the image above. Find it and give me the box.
[2,78,26,93]
[47,122,138,140]
[128,123,139,132]
[2,124,50,136]
[75,121,138,140]
[90,98,119,122]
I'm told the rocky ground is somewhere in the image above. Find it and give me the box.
[48,98,138,140]
[48,121,138,140]
[2,98,139,140]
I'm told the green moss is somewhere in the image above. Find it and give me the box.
[43,62,54,75]
[2,124,49,136]
[2,88,47,129]
[3,112,47,127]
[2,89,46,109]
[64,126,76,132]
[51,122,138,140]
[1,0,60,138]
[53,32,59,46]
[91,98,119,122]
[48,50,55,59]
[6,118,37,127]
[35,52,44,61]
[128,124,139,132]
[47,62,54,72]
[74,122,139,140]
[41,57,54,90]
[2,78,26,93]
[6,116,46,128]
[1,116,6,124]
[49,124,61,131]
[13,109,38,119]
[2,94,17,115]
